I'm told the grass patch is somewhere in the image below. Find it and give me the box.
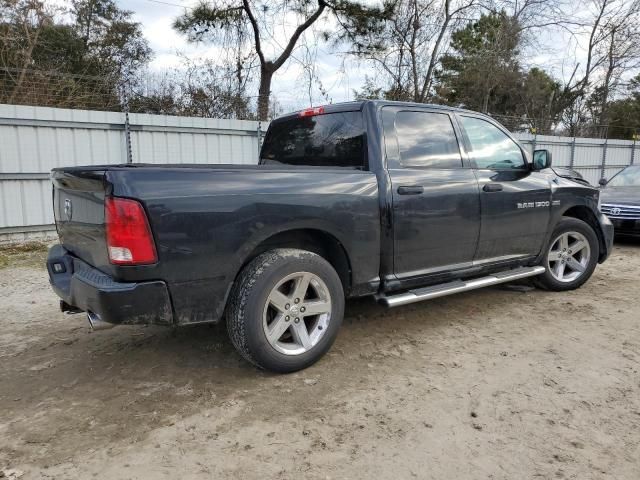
[0,242,50,269]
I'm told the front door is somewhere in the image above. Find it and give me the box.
[456,114,551,262]
[383,107,481,280]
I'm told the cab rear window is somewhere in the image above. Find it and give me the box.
[260,112,366,169]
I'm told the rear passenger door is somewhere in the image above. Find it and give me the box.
[456,114,551,262]
[382,107,481,281]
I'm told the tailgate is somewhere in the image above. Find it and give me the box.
[52,168,109,269]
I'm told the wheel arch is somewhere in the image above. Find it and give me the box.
[236,228,353,295]
[561,205,607,261]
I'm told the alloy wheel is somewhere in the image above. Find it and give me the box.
[547,231,591,283]
[262,272,332,355]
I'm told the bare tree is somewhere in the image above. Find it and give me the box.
[492,0,574,31]
[592,1,640,124]
[420,0,479,101]
[174,1,386,120]
[350,0,480,102]
[0,0,54,103]
[557,0,640,134]
[129,55,257,119]
[1,0,151,110]
[298,42,331,107]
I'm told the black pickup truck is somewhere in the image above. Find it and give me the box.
[47,101,614,372]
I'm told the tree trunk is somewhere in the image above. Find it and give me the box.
[482,88,490,114]
[242,0,325,121]
[410,0,419,102]
[257,65,273,121]
[600,29,617,128]
[420,5,452,103]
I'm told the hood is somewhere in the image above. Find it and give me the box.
[600,186,640,206]
[551,167,590,186]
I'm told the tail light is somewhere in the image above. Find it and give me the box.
[299,106,325,117]
[105,197,157,265]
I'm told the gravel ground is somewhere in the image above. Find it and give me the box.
[0,241,639,480]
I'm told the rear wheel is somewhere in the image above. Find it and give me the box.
[226,249,344,373]
[535,217,599,291]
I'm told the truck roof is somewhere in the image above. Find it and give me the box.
[273,100,483,122]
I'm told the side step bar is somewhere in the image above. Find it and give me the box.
[379,266,546,308]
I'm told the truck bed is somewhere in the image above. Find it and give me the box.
[51,164,381,324]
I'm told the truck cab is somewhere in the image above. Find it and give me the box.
[260,101,612,293]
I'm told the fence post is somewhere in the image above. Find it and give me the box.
[600,127,608,181]
[121,81,133,164]
[570,136,576,168]
[632,132,638,165]
[531,127,537,155]
[257,121,262,160]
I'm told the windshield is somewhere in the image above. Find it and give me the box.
[260,112,365,169]
[608,166,640,187]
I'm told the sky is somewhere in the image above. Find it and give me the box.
[107,0,629,113]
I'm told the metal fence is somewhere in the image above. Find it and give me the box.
[516,133,638,186]
[0,104,261,242]
[1,104,639,241]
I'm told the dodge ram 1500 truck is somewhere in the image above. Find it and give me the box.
[47,101,614,372]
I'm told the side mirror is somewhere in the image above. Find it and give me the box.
[533,149,552,170]
[599,178,608,187]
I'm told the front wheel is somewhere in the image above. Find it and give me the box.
[226,248,344,373]
[535,217,600,291]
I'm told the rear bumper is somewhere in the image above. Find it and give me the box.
[47,244,173,326]
[597,212,615,262]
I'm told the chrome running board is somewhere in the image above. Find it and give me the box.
[379,266,546,308]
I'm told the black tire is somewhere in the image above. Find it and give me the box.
[535,217,599,291]
[226,248,344,373]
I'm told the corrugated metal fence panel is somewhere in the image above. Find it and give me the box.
[607,139,635,167]
[0,104,127,171]
[575,167,608,185]
[0,180,53,229]
[127,113,259,165]
[514,133,634,182]
[545,135,573,168]
[515,133,575,167]
[514,134,534,155]
[0,104,260,233]
[572,138,606,168]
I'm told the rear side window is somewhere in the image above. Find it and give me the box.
[260,112,365,168]
[395,111,462,168]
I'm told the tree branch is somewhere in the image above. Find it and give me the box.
[272,1,326,70]
[242,0,265,67]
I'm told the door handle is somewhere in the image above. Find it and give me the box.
[397,185,424,195]
[483,183,503,192]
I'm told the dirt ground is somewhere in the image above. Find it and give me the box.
[0,241,639,480]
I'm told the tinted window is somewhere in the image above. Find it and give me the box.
[460,116,525,170]
[260,112,365,168]
[608,165,640,186]
[395,111,462,168]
